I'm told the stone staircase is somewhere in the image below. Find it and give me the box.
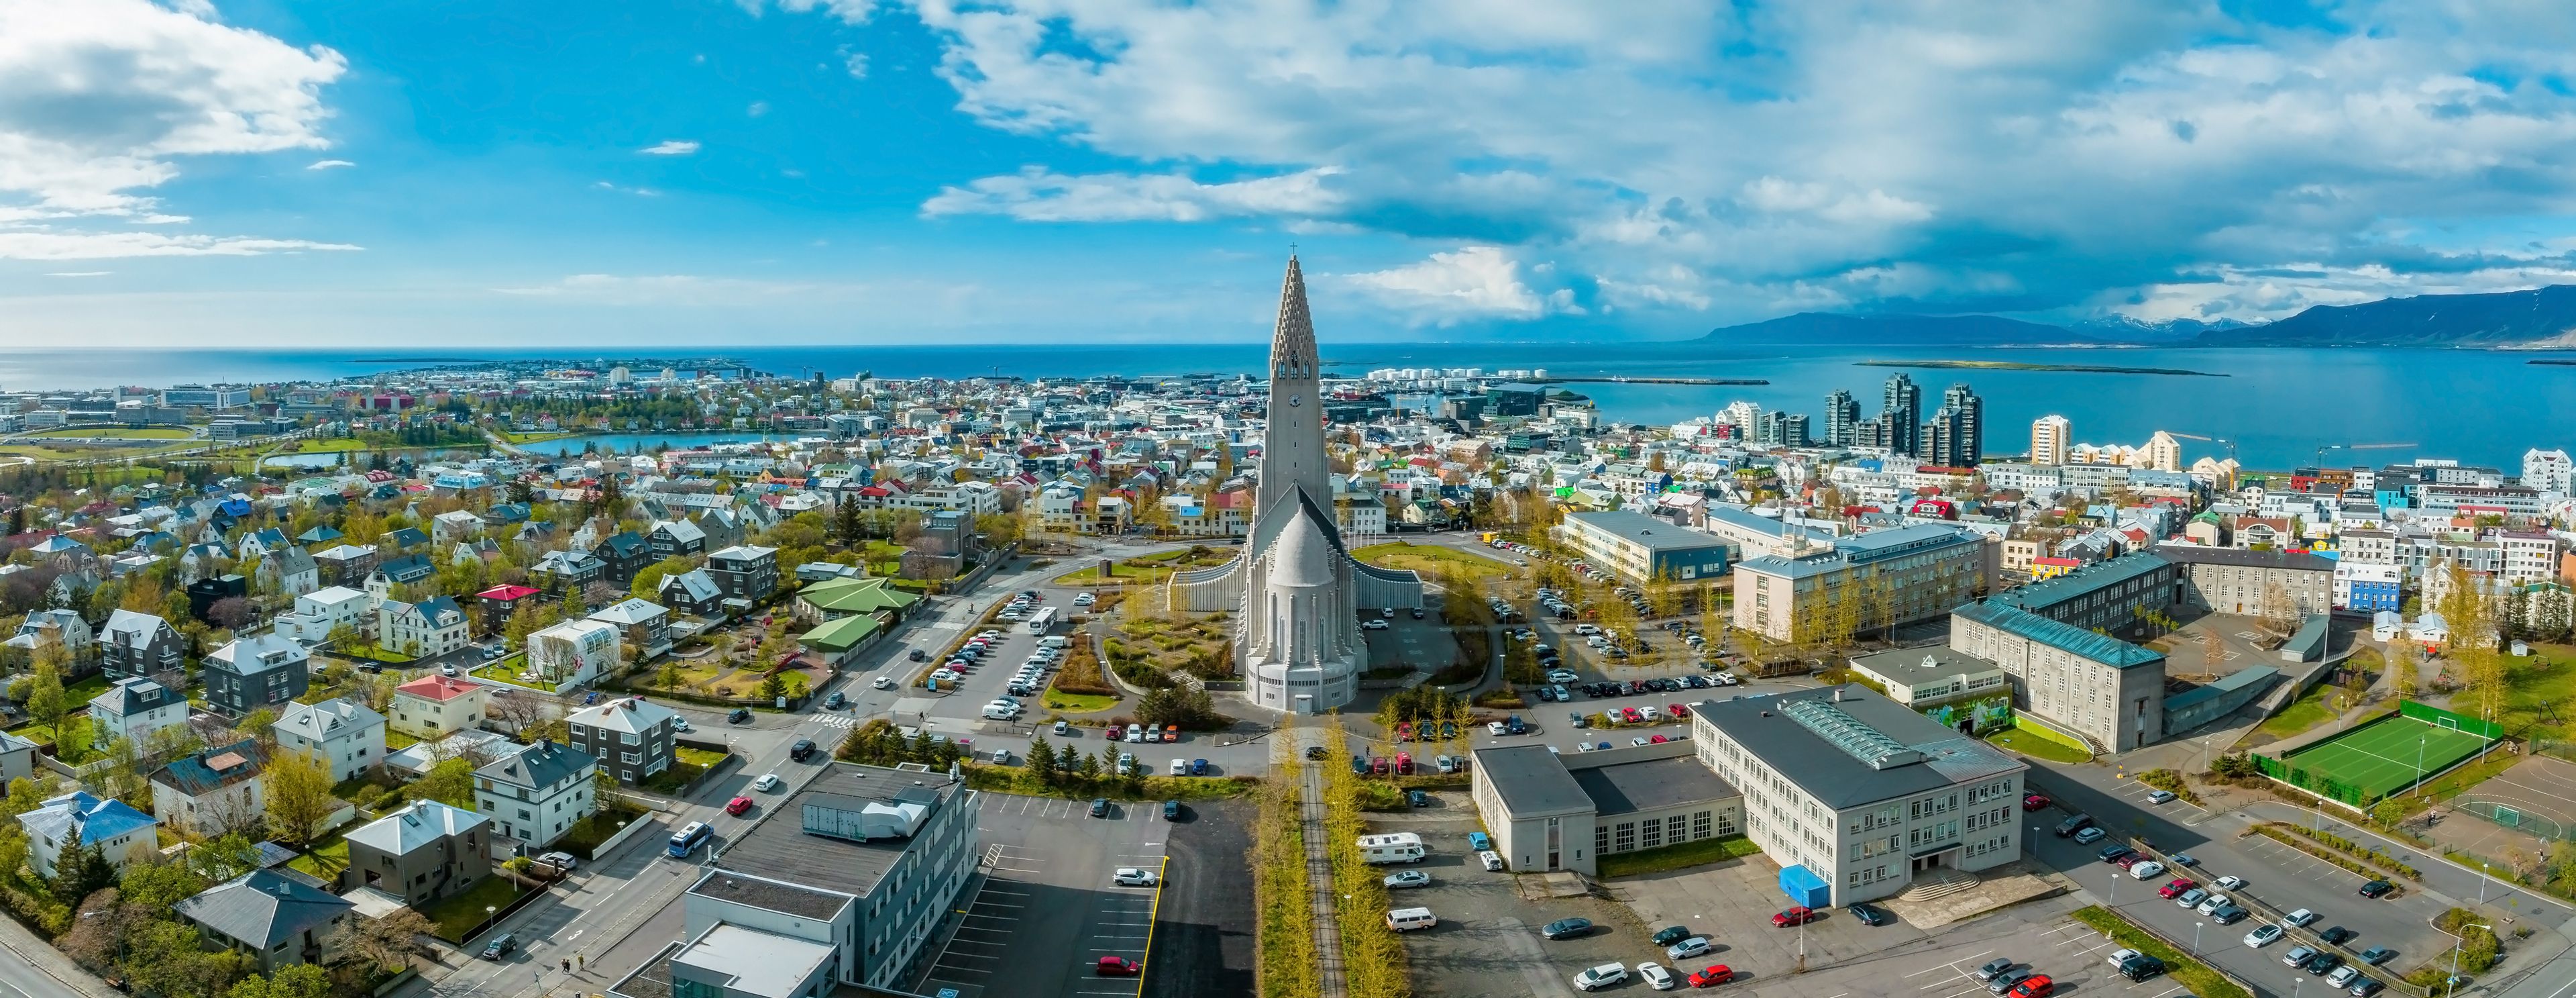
[1897,867,1979,902]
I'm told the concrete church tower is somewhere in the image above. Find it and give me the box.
[1167,256,1423,713]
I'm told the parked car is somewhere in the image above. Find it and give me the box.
[727,707,752,724]
[2175,888,2208,909]
[1847,902,1892,926]
[1384,870,1432,890]
[1479,850,1505,871]
[1089,798,1109,817]
[1976,958,2016,982]
[1162,800,1181,820]
[2009,973,2054,998]
[2284,908,2320,927]
[1772,906,1821,927]
[2214,875,2247,890]
[1543,917,1595,940]
[2359,880,2396,898]
[1573,963,1629,992]
[1635,962,1675,991]
[1985,969,2034,995]
[2245,924,2286,948]
[1685,964,1733,987]
[1650,926,1695,947]
[1113,867,1159,887]
[2358,946,2398,966]
[2129,860,2165,880]
[1665,936,1712,960]
[2145,789,2177,804]
[1095,956,1140,977]
[2320,926,2357,946]
[2072,827,2107,844]
[2158,878,2196,899]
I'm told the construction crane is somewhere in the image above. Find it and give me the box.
[2164,432,2236,463]
[2316,442,2415,468]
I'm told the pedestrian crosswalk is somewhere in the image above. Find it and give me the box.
[811,713,863,730]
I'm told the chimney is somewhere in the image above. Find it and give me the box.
[1832,687,1843,702]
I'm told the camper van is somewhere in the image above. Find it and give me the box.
[1356,832,1426,865]
[1386,907,1439,932]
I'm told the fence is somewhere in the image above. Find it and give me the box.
[2400,699,2504,740]
[2455,798,2573,843]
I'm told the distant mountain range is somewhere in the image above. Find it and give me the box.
[1695,285,2576,348]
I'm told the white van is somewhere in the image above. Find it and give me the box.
[1385,907,1438,932]
[1039,635,1070,650]
[981,703,1022,720]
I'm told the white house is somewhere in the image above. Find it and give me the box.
[18,791,156,877]
[473,740,598,848]
[89,677,189,752]
[528,619,621,689]
[389,675,490,740]
[273,699,387,783]
[378,595,470,659]
[148,740,267,839]
[275,586,374,644]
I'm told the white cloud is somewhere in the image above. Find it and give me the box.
[0,0,348,260]
[854,1,2576,323]
[747,101,769,117]
[0,230,360,260]
[43,271,110,278]
[923,166,1343,221]
[638,140,702,156]
[592,181,663,197]
[843,50,870,79]
[739,0,876,25]
[306,159,355,170]
[1338,247,1564,324]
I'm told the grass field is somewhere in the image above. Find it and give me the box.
[24,427,193,439]
[1049,546,1234,585]
[2259,681,2362,738]
[1988,726,2093,764]
[294,437,373,453]
[1350,541,1513,582]
[2283,714,2493,801]
[1597,834,1762,878]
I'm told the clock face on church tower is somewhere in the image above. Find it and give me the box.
[1289,395,1302,406]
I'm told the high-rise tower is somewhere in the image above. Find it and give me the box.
[1880,374,1922,456]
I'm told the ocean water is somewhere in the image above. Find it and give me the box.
[6,344,2575,470]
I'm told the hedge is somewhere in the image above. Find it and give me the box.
[2069,905,2250,998]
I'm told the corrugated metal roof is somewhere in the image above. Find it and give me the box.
[1953,601,2165,669]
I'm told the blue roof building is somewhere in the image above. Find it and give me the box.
[18,791,158,877]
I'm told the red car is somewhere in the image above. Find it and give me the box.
[724,796,753,816]
[1686,964,1733,987]
[1772,906,1821,928]
[2158,879,2198,899]
[2010,973,2054,998]
[2112,854,2142,870]
[1396,752,1413,775]
[2023,793,2050,811]
[1668,703,1691,718]
[1395,722,1413,742]
[1621,707,1644,723]
[1373,756,1389,775]
[1095,956,1140,977]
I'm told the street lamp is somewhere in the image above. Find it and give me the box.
[2448,920,2491,993]
[2416,735,2428,799]
[2194,921,2203,952]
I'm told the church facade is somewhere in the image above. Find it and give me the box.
[1167,257,1424,713]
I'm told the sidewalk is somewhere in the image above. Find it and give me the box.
[0,912,117,998]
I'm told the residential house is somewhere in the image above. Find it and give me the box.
[647,518,708,558]
[431,509,485,545]
[588,599,673,661]
[148,740,267,838]
[202,634,310,715]
[274,699,387,783]
[308,543,378,587]
[0,732,35,784]
[19,791,157,877]
[659,568,724,617]
[174,869,354,974]
[184,575,247,624]
[279,586,374,646]
[5,609,95,665]
[91,677,189,752]
[567,697,677,785]
[338,801,491,905]
[705,545,779,607]
[474,740,598,849]
[390,675,489,740]
[98,609,182,682]
[696,507,746,551]
[476,584,543,635]
[260,546,321,599]
[529,619,621,688]
[380,526,429,553]
[530,548,607,596]
[365,553,436,597]
[592,531,651,588]
[378,596,470,659]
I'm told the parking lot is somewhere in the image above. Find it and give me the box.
[1397,814,1651,998]
[910,792,1177,998]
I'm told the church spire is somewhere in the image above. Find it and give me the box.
[1272,255,1316,380]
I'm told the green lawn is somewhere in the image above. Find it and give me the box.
[2485,644,2576,740]
[1988,727,2093,764]
[2259,681,2361,738]
[1597,836,1763,879]
[419,877,537,941]
[959,762,1259,802]
[25,427,193,440]
[1350,542,1514,582]
[1043,688,1120,713]
[676,746,729,768]
[499,430,574,445]
[286,838,350,880]
[470,660,556,691]
[2070,907,2251,998]
[292,437,372,453]
[62,673,110,703]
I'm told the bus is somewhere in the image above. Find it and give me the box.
[1025,606,1060,635]
[668,820,712,858]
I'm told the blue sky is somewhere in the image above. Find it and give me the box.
[11,0,2576,347]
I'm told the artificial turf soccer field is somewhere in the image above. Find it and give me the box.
[2281,715,2494,801]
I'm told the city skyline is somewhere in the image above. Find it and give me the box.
[17,2,2576,346]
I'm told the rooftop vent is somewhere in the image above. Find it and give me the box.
[1780,697,1923,770]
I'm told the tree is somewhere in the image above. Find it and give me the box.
[411,756,476,809]
[340,908,435,970]
[204,596,254,630]
[23,662,64,742]
[263,750,339,848]
[225,962,329,998]
[50,842,116,905]
[759,672,788,702]
[122,919,244,998]
[1027,737,1057,785]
